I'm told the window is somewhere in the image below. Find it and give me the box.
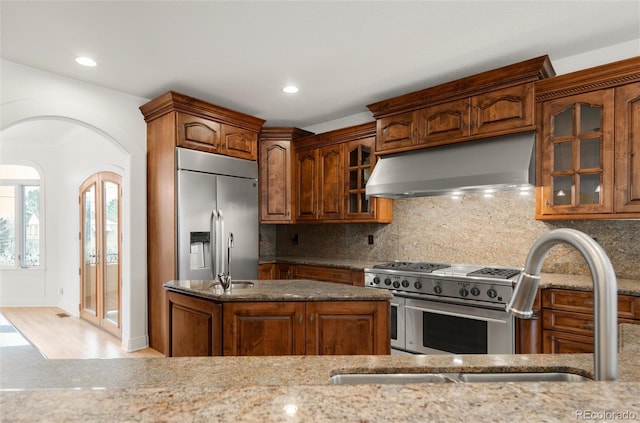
[0,165,41,268]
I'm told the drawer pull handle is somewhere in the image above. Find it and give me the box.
[298,315,303,324]
[584,301,594,306]
[583,324,594,329]
[309,314,315,323]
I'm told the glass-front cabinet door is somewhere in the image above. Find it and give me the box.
[540,89,614,216]
[344,137,376,219]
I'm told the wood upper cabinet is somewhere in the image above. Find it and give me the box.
[614,81,640,213]
[538,89,615,216]
[376,111,418,151]
[535,56,640,220]
[368,56,554,154]
[222,300,390,356]
[177,112,221,153]
[259,127,313,223]
[294,122,392,223]
[220,124,258,160]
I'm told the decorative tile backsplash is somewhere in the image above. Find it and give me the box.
[261,191,640,280]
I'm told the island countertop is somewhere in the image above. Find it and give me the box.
[163,279,393,302]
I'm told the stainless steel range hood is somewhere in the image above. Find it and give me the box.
[366,131,535,198]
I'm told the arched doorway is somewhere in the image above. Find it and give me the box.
[79,172,122,338]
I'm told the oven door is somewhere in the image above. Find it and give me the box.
[390,295,405,352]
[404,297,514,355]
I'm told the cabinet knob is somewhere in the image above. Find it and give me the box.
[309,314,315,323]
[298,315,303,324]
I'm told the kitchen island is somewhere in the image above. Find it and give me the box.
[164,279,392,356]
[1,325,639,422]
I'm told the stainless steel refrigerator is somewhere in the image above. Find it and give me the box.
[176,147,259,281]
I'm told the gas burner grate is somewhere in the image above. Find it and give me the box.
[467,267,521,279]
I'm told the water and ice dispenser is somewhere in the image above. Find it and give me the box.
[189,232,210,270]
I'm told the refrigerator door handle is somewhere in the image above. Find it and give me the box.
[218,209,225,275]
[210,210,218,278]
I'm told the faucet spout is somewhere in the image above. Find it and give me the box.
[506,228,617,381]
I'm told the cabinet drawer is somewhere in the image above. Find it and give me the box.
[543,309,594,336]
[295,265,353,285]
[543,330,594,354]
[542,289,637,319]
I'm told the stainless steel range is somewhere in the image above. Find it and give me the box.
[364,261,521,356]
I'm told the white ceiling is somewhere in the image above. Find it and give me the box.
[1,1,639,129]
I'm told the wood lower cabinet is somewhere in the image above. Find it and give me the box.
[266,263,365,286]
[223,300,389,356]
[167,291,222,357]
[541,288,640,354]
[305,301,389,355]
[223,302,306,356]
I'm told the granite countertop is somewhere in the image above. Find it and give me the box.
[2,326,639,421]
[164,279,392,302]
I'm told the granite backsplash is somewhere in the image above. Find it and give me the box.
[260,190,640,280]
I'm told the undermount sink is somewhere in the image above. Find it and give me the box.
[210,281,255,290]
[330,371,591,385]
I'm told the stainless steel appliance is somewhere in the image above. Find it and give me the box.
[176,147,258,281]
[364,261,520,355]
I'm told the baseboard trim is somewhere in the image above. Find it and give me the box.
[126,335,149,352]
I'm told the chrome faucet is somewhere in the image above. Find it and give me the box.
[506,228,617,381]
[217,232,234,291]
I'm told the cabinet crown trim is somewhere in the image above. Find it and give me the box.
[140,91,265,131]
[294,121,376,151]
[367,55,555,118]
[535,56,640,101]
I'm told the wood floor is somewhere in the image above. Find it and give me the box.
[0,307,163,359]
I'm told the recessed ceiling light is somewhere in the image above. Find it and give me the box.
[75,56,97,67]
[282,85,299,94]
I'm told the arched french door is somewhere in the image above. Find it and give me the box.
[79,172,122,338]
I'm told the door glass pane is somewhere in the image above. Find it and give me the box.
[22,186,40,266]
[362,147,371,166]
[553,107,573,137]
[349,170,358,190]
[103,181,119,326]
[553,176,572,206]
[553,141,572,172]
[349,193,358,213]
[361,193,369,213]
[349,148,358,167]
[580,174,601,205]
[580,138,601,169]
[422,312,487,354]
[363,168,371,186]
[83,185,98,315]
[580,104,601,134]
[0,186,16,266]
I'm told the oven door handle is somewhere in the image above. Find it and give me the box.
[404,305,509,324]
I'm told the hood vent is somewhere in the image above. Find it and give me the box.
[366,132,535,198]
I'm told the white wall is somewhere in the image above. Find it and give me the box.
[0,60,149,352]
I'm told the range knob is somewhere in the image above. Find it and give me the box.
[414,281,423,290]
[384,278,392,286]
[401,279,410,288]
[459,288,469,297]
[433,285,443,295]
[373,277,381,285]
[470,287,481,296]
[487,288,498,298]
[392,280,401,289]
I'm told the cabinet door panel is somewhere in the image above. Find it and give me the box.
[543,330,594,354]
[221,124,257,160]
[168,292,222,357]
[305,301,389,355]
[615,82,640,213]
[176,113,221,153]
[419,99,470,146]
[295,150,318,221]
[472,84,534,135]
[223,302,305,356]
[317,145,343,220]
[260,141,292,222]
[376,111,417,152]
